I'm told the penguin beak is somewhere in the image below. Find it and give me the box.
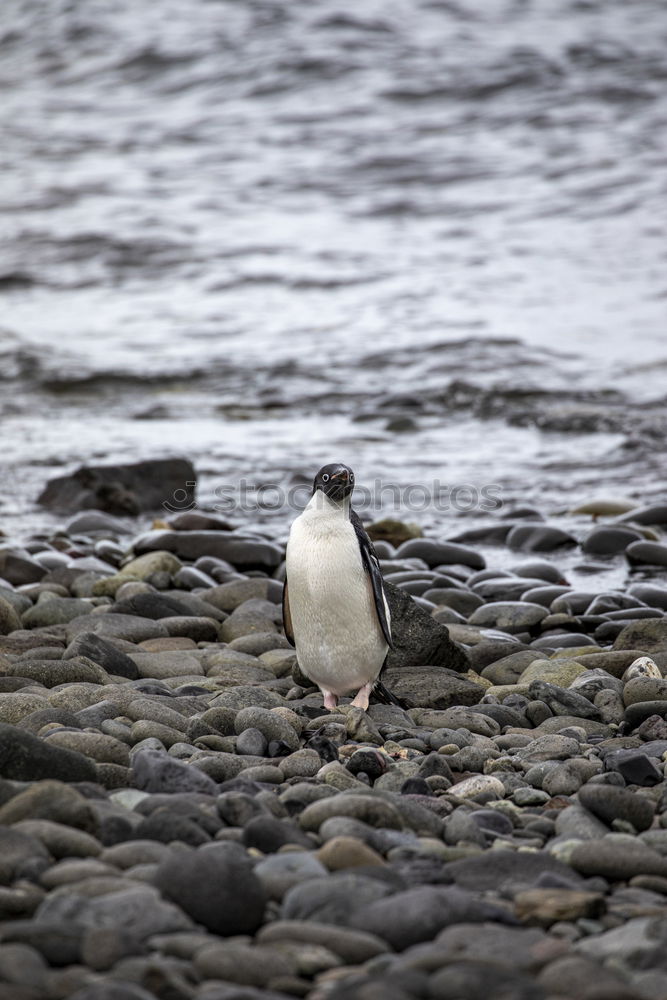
[324,469,353,500]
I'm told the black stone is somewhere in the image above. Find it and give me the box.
[0,722,96,783]
[37,458,196,515]
[154,842,267,935]
[63,632,139,679]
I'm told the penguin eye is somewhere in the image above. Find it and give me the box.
[349,473,354,483]
[321,473,330,483]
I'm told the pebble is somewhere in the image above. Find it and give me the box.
[578,784,655,831]
[0,511,666,997]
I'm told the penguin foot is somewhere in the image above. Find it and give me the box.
[350,682,372,711]
[322,691,339,711]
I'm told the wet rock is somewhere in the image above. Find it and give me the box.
[0,596,22,635]
[623,676,667,705]
[63,633,139,679]
[154,841,266,935]
[581,525,643,555]
[13,819,101,859]
[21,598,93,629]
[468,602,548,633]
[381,665,483,710]
[626,540,667,567]
[0,827,52,883]
[0,781,96,831]
[506,524,577,552]
[242,814,311,852]
[36,884,192,938]
[282,873,394,925]
[256,920,389,964]
[131,749,218,795]
[395,539,485,569]
[316,836,385,871]
[614,619,667,652]
[569,838,667,879]
[444,850,584,892]
[578,784,655,831]
[299,794,403,832]
[0,723,97,783]
[348,885,514,950]
[234,707,299,752]
[515,887,605,927]
[603,749,663,786]
[37,458,196,515]
[133,530,283,571]
[193,941,294,987]
[383,582,469,673]
[4,657,109,687]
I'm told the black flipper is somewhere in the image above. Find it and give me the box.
[282,577,295,646]
[349,508,393,648]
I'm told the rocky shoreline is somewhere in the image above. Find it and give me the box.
[2,502,667,999]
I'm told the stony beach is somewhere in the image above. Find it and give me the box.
[1,499,667,999]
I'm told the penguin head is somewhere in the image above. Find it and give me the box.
[312,463,355,502]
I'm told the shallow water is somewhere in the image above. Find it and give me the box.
[1,0,666,539]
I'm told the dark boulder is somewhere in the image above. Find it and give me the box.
[37,458,196,515]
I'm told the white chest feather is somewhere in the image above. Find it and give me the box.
[285,494,389,695]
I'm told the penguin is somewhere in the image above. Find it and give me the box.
[283,462,401,711]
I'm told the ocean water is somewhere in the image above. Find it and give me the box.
[1,0,666,540]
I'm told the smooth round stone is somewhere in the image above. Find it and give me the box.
[254,852,328,901]
[622,656,662,682]
[519,658,585,686]
[521,585,572,607]
[569,838,667,879]
[257,919,389,964]
[154,842,266,935]
[619,503,667,526]
[421,588,483,616]
[472,577,546,602]
[0,780,95,831]
[21,597,93,629]
[578,784,655,831]
[70,614,169,644]
[0,693,50,724]
[613,619,667,652]
[468,602,548,634]
[235,727,269,756]
[512,560,567,583]
[480,651,537,686]
[542,762,583,797]
[160,616,219,642]
[581,525,643,555]
[316,836,385,871]
[512,787,550,806]
[234,707,299,752]
[623,676,667,706]
[628,583,667,610]
[0,722,97,783]
[506,523,576,552]
[626,541,667,567]
[279,749,321,779]
[42,730,130,766]
[450,775,505,802]
[228,633,292,655]
[531,633,597,650]
[298,795,403,832]
[0,596,22,634]
[194,941,295,987]
[624,701,667,729]
[13,819,102,859]
[395,539,485,570]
